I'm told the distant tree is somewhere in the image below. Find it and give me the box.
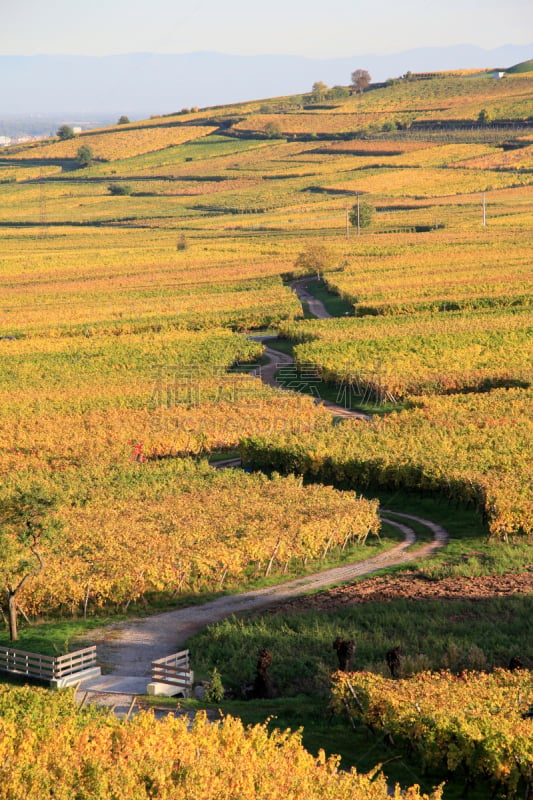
[108,182,132,195]
[477,108,492,126]
[117,115,130,125]
[295,243,335,277]
[329,85,350,100]
[311,81,328,102]
[76,145,94,168]
[176,234,188,251]
[263,121,283,139]
[0,486,62,641]
[351,69,371,94]
[57,124,76,141]
[349,200,374,230]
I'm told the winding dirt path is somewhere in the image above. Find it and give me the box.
[290,277,333,319]
[79,512,447,699]
[76,277,449,704]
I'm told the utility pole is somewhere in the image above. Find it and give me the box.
[345,204,350,238]
[39,168,48,239]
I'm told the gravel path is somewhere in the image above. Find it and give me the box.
[290,277,333,319]
[77,278,449,703]
[78,512,447,698]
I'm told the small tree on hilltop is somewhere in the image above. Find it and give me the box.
[0,486,63,641]
[349,200,374,231]
[57,124,76,140]
[351,69,371,94]
[295,243,335,278]
[329,85,350,100]
[76,144,94,168]
[311,81,328,102]
[117,115,130,125]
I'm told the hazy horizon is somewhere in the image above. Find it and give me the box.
[1,43,531,125]
[2,0,532,58]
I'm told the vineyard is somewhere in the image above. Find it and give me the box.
[0,461,380,616]
[332,670,532,798]
[0,686,442,800]
[280,309,532,398]
[0,64,532,798]
[242,386,533,540]
[4,125,216,162]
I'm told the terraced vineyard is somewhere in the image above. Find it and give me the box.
[0,64,531,799]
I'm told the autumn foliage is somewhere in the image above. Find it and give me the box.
[0,686,443,800]
[332,669,533,797]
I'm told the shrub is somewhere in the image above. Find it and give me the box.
[76,145,94,168]
[264,121,283,139]
[205,667,224,702]
[57,125,75,141]
[349,200,374,229]
[108,183,132,195]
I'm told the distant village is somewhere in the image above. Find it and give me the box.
[0,126,84,147]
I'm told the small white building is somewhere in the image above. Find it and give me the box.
[494,70,506,79]
[0,136,11,147]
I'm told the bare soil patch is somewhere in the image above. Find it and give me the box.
[265,570,533,615]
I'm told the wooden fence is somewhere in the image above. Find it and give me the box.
[151,649,193,694]
[0,645,98,682]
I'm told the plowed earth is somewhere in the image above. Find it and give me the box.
[266,570,533,616]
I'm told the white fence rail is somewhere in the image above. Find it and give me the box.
[0,645,98,682]
[150,649,193,695]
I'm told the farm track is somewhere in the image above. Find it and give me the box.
[78,277,449,707]
[250,278,369,419]
[78,510,447,702]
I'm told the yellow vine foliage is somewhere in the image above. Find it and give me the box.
[6,126,216,162]
[0,686,443,800]
[332,669,532,797]
[241,387,533,540]
[0,462,379,615]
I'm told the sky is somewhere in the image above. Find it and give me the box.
[2,0,532,57]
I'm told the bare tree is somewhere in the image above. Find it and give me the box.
[0,486,62,640]
[351,69,371,94]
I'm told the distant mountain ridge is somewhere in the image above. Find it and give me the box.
[1,44,532,118]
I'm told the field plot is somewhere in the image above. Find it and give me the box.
[325,228,533,313]
[242,385,533,539]
[323,166,529,197]
[0,228,301,333]
[0,687,441,800]
[281,308,532,398]
[331,72,533,120]
[3,125,216,162]
[333,670,533,799]
[0,460,379,616]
